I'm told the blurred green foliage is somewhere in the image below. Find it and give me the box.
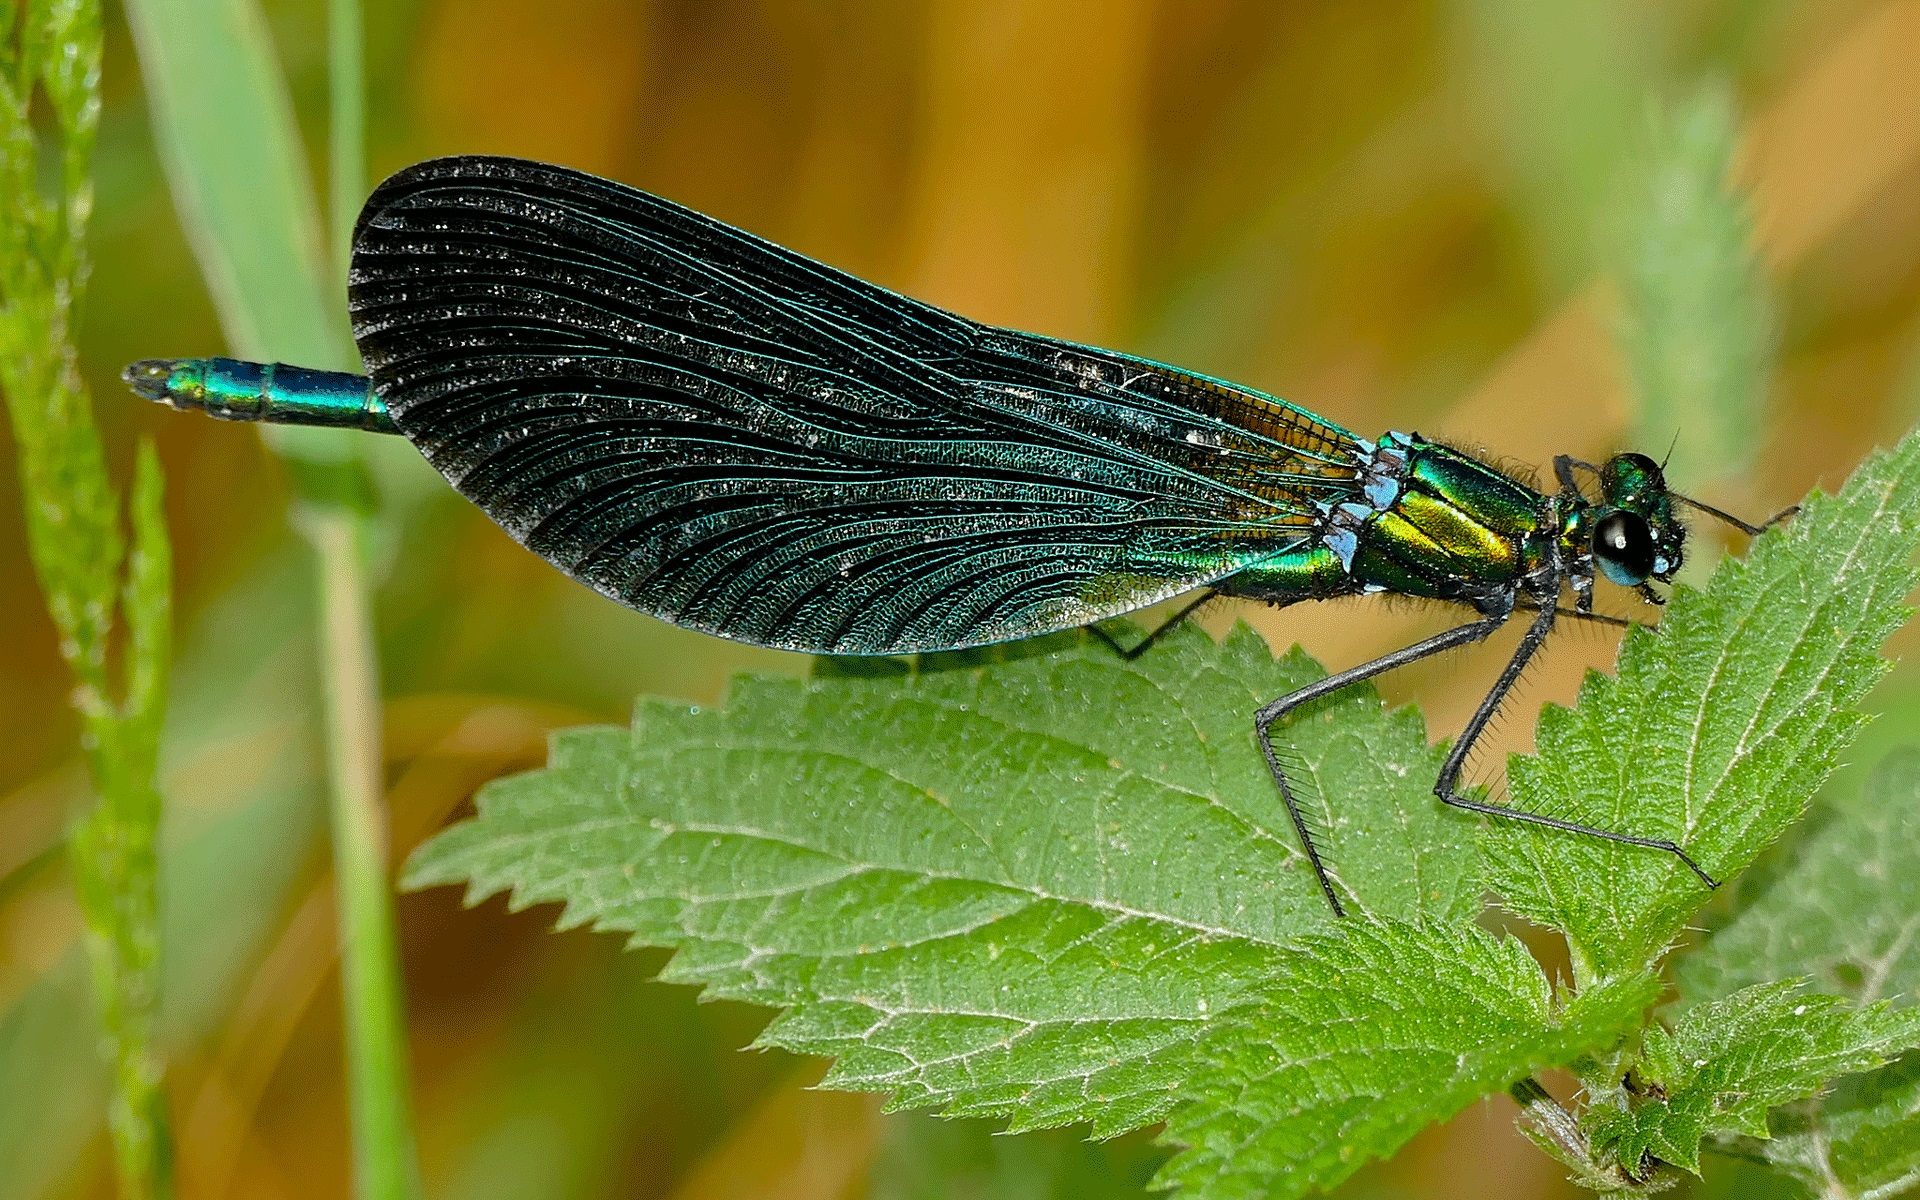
[1615,83,1775,491]
[869,1115,1164,1200]
[1,0,174,1195]
[1674,749,1920,1195]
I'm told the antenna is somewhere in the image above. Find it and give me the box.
[1670,492,1799,537]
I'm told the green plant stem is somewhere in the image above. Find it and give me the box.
[299,505,421,1200]
[69,804,173,1200]
[1509,1078,1637,1192]
[317,4,419,1195]
[67,442,174,1200]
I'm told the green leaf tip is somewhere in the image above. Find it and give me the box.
[1586,980,1920,1177]
[1489,425,1920,984]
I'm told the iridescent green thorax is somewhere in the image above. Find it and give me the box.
[1226,433,1699,619]
[1349,435,1551,607]
[1228,432,1560,615]
[122,357,395,434]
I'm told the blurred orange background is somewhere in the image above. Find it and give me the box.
[6,1,1920,1197]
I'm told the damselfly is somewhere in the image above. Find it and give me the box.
[124,156,1792,917]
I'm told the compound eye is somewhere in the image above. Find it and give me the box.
[1601,452,1665,504]
[1610,452,1662,479]
[1592,510,1656,586]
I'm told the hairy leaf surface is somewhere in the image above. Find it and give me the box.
[408,625,1614,1194]
[1485,432,1920,982]
[1157,926,1655,1199]
[1587,981,1920,1175]
[1677,748,1920,1196]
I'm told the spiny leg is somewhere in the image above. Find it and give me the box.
[1518,600,1632,630]
[1089,589,1218,660]
[1254,613,1509,917]
[1553,454,1592,497]
[1432,592,1718,889]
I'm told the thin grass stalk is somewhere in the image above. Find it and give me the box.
[297,502,421,1200]
[328,0,364,313]
[313,3,421,1196]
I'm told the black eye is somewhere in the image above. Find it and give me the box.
[1592,510,1655,586]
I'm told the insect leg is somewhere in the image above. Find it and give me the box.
[1089,589,1218,660]
[1255,613,1509,917]
[1553,455,1597,496]
[1516,600,1633,630]
[1433,594,1718,889]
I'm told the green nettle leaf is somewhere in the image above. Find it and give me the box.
[408,427,1920,1198]
[1157,929,1656,1199]
[1767,1051,1920,1200]
[1674,748,1920,1196]
[1484,431,1920,984]
[1679,747,1920,1007]
[1586,981,1920,1176]
[407,625,1631,1193]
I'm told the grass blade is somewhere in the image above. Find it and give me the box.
[329,0,365,303]
[119,0,336,368]
[122,2,420,1197]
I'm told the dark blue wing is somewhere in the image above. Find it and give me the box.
[349,155,1365,654]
